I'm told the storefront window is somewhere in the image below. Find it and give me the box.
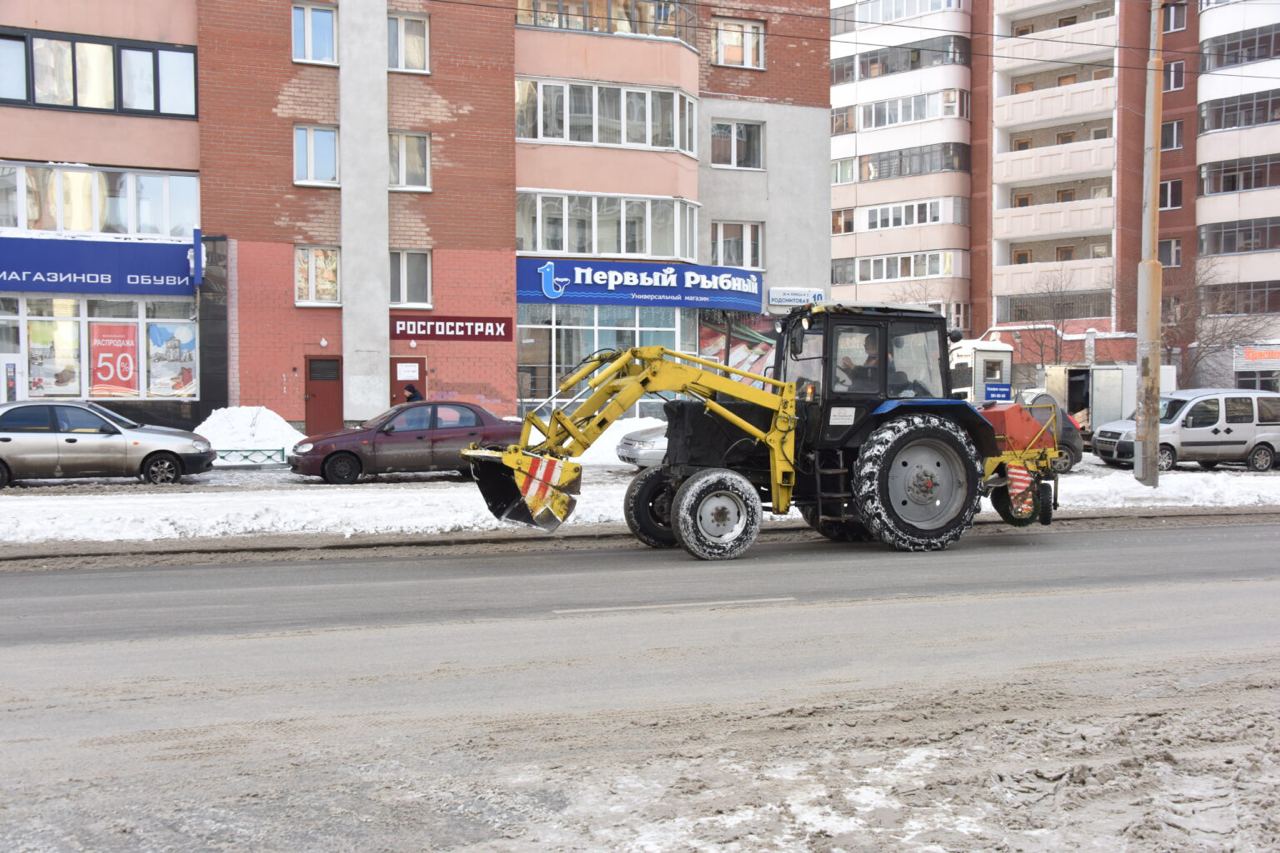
[27,319,81,396]
[147,322,197,397]
[0,320,18,353]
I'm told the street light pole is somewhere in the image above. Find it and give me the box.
[1135,0,1166,487]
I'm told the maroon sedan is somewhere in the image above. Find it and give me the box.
[288,401,521,484]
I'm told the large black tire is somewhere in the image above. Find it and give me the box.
[671,468,762,561]
[1157,444,1177,472]
[1247,443,1275,472]
[799,504,874,542]
[322,452,361,484]
[141,452,183,485]
[990,484,1040,527]
[624,466,678,548]
[854,414,982,552]
[0,460,10,488]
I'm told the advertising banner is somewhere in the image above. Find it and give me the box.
[390,316,513,342]
[147,322,198,397]
[0,236,194,296]
[517,258,763,313]
[1234,345,1280,372]
[89,323,139,397]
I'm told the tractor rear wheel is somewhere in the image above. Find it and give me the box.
[799,505,874,542]
[671,468,761,561]
[623,466,678,548]
[854,414,981,552]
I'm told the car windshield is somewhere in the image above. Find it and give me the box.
[87,402,139,429]
[1125,398,1189,424]
[361,405,405,429]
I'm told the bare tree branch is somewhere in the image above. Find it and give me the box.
[1160,259,1274,385]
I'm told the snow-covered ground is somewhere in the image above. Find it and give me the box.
[2,422,1279,545]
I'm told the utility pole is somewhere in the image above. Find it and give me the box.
[1134,0,1166,487]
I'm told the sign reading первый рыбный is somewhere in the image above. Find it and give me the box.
[516,258,763,313]
[0,236,194,296]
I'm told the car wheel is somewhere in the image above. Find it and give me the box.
[322,452,362,485]
[0,460,11,488]
[1197,461,1218,471]
[1247,444,1275,473]
[1157,444,1177,472]
[671,468,762,561]
[141,452,183,485]
[623,466,679,548]
[1050,446,1078,474]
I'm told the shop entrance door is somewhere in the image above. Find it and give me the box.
[389,357,426,407]
[304,357,343,435]
[0,356,20,403]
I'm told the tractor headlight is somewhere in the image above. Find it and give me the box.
[294,442,314,454]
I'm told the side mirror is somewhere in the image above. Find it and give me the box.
[789,331,804,359]
[99,425,119,435]
[948,329,965,343]
[949,390,966,400]
[382,423,396,434]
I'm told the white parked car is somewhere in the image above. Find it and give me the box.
[616,425,667,468]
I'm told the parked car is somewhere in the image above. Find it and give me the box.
[616,425,667,468]
[1017,390,1085,473]
[289,401,521,484]
[1093,388,1280,471]
[0,400,215,487]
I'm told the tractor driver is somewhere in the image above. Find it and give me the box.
[834,327,884,393]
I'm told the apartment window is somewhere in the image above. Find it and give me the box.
[1158,238,1182,267]
[1091,184,1110,199]
[1091,126,1110,139]
[831,208,855,234]
[294,127,338,184]
[1013,193,1031,207]
[1200,88,1280,133]
[1162,3,1186,32]
[1164,61,1184,92]
[1056,189,1076,203]
[1202,23,1280,71]
[1203,280,1280,314]
[517,191,697,260]
[866,199,948,229]
[831,105,856,135]
[831,258,857,285]
[516,0,695,45]
[1013,249,1032,264]
[517,79,695,156]
[1013,24,1034,36]
[1160,120,1182,151]
[1092,67,1112,80]
[292,5,337,64]
[1201,154,1280,195]
[859,143,969,182]
[856,36,970,80]
[294,247,340,304]
[832,0,963,29]
[1090,242,1109,258]
[1199,218,1280,255]
[390,251,431,305]
[1056,131,1076,145]
[1056,246,1075,261]
[1058,15,1078,27]
[1014,81,1035,94]
[0,162,198,238]
[389,133,430,189]
[711,121,763,169]
[711,222,764,268]
[714,19,764,69]
[1012,137,1031,151]
[1057,73,1078,87]
[856,251,960,283]
[998,291,1111,322]
[388,16,429,72]
[858,89,970,131]
[831,157,856,184]
[0,36,26,100]
[830,55,857,86]
[1159,179,1182,210]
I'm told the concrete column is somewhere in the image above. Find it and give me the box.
[339,0,390,421]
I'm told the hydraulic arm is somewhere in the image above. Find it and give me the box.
[464,346,798,531]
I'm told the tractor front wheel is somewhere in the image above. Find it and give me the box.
[671,468,762,561]
[854,414,982,552]
[623,466,678,548]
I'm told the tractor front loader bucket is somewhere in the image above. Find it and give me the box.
[464,447,582,533]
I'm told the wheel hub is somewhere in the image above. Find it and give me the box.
[697,491,746,542]
[886,438,968,530]
[905,467,941,504]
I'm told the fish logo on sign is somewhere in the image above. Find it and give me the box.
[538,261,570,300]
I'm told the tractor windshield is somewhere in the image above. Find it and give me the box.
[887,321,945,399]
[830,324,883,395]
[785,330,825,399]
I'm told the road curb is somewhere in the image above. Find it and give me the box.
[5,505,1280,563]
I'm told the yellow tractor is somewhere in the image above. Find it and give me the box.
[466,304,1061,560]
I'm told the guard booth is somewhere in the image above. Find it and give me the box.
[948,339,1014,402]
[1045,364,1178,437]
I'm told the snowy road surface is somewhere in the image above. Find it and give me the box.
[2,455,1280,545]
[1,522,1277,850]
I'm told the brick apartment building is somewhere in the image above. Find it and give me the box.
[830,0,1280,390]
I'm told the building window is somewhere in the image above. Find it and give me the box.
[387,16,428,72]
[831,258,857,285]
[1159,179,1182,210]
[294,126,338,185]
[859,143,969,182]
[1056,131,1076,145]
[1160,120,1182,150]
[711,222,764,268]
[389,251,431,305]
[831,0,962,31]
[1013,192,1031,207]
[1199,217,1280,255]
[294,247,340,304]
[292,5,337,64]
[831,157,856,184]
[1200,154,1280,195]
[714,19,764,69]
[1056,189,1076,203]
[389,133,430,189]
[1012,137,1031,151]
[831,105,856,135]
[0,162,198,238]
[858,89,969,131]
[1057,73,1078,87]
[515,0,695,46]
[1202,23,1280,72]
[516,79,695,156]
[0,31,195,116]
[1200,88,1280,133]
[1056,246,1075,261]
[1163,60,1184,92]
[866,199,951,229]
[711,121,763,169]
[1204,280,1280,314]
[1014,81,1035,94]
[1013,249,1032,264]
[1158,238,1182,267]
[516,191,697,261]
[997,291,1111,322]
[1162,3,1186,33]
[856,251,963,283]
[831,208,855,234]
[1091,125,1111,139]
[855,36,970,81]
[831,55,857,85]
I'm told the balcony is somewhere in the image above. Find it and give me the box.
[995,137,1114,185]
[995,78,1115,130]
[992,257,1114,295]
[993,196,1115,241]
[995,0,1089,17]
[994,17,1117,74]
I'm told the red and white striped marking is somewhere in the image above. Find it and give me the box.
[1007,464,1034,496]
[521,456,563,504]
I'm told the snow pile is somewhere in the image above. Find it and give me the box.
[195,407,306,453]
[1058,459,1280,508]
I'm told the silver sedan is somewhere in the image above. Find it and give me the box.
[616,425,668,468]
[0,400,215,487]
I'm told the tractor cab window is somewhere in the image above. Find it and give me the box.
[831,324,883,395]
[887,321,945,399]
[785,329,825,399]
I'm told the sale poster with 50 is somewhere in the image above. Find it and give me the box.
[89,323,138,397]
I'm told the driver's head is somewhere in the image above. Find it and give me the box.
[864,330,879,354]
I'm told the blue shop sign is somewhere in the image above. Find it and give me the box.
[0,236,195,296]
[517,257,763,313]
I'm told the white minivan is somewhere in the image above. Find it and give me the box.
[1093,388,1280,472]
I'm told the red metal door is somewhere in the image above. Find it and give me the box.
[305,357,343,435]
